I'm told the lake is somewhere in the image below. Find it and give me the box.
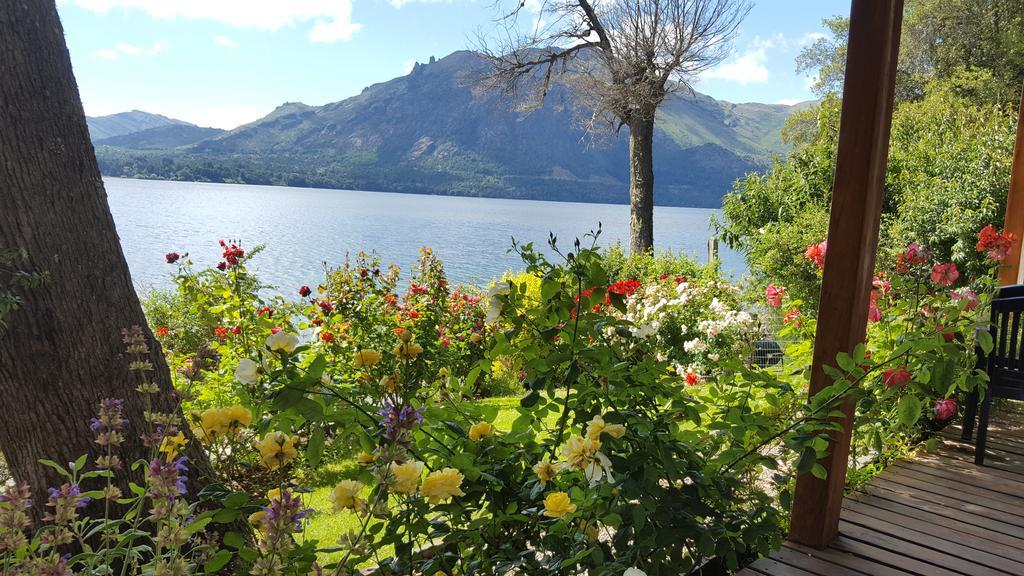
[105,178,745,295]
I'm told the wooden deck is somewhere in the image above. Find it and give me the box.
[739,404,1024,576]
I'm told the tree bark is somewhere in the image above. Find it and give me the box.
[0,1,211,519]
[628,114,656,253]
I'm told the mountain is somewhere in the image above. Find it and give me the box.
[93,51,804,208]
[86,110,190,141]
[94,124,225,149]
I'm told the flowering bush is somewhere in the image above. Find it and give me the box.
[758,225,1013,481]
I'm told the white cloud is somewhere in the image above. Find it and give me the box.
[145,39,169,55]
[93,39,168,60]
[403,59,416,74]
[115,42,142,55]
[705,47,770,84]
[213,34,238,48]
[776,98,801,106]
[388,0,453,8]
[799,32,827,46]
[65,0,361,43]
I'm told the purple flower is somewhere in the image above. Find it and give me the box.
[378,402,423,446]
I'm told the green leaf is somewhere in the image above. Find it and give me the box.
[307,427,326,468]
[811,463,828,479]
[222,531,245,550]
[204,550,233,573]
[978,329,994,355]
[897,395,923,428]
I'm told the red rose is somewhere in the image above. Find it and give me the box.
[155,326,169,336]
[882,366,912,390]
[765,284,785,308]
[803,241,827,270]
[320,332,335,343]
[216,262,226,271]
[299,285,312,297]
[933,398,957,421]
[165,252,180,264]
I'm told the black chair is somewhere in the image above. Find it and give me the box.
[961,284,1024,464]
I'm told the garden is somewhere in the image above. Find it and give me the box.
[1,214,1015,575]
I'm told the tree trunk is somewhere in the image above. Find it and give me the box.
[0,1,211,519]
[628,114,656,253]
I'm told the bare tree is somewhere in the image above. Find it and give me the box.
[481,0,751,252]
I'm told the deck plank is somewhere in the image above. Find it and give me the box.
[743,402,1024,575]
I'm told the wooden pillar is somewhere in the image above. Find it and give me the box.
[787,0,904,548]
[999,87,1024,286]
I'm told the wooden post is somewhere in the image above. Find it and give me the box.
[787,0,904,548]
[999,87,1024,286]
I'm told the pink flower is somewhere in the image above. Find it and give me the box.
[803,241,827,270]
[949,288,979,311]
[872,276,890,293]
[868,298,882,323]
[882,366,912,390]
[765,284,786,308]
[930,263,959,286]
[933,398,957,421]
[270,327,282,334]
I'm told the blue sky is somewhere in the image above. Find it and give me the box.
[57,0,850,129]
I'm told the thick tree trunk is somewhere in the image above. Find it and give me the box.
[628,114,656,253]
[0,1,211,518]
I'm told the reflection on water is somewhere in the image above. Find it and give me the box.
[106,178,745,295]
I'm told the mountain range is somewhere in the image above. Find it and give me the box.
[89,51,804,208]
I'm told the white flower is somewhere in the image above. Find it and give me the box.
[487,281,510,298]
[235,358,259,384]
[583,450,615,486]
[266,332,299,354]
[624,568,647,576]
[684,338,706,353]
[485,281,510,325]
[632,324,657,339]
[707,353,720,362]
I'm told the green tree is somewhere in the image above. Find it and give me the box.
[797,0,1024,104]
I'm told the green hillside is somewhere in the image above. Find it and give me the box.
[93,51,804,208]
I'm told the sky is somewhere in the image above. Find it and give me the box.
[57,0,851,129]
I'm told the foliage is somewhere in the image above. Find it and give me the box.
[797,0,1024,104]
[0,248,47,330]
[717,89,1017,311]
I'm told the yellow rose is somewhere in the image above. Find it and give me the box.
[533,458,558,485]
[248,510,267,526]
[329,480,365,511]
[256,432,298,469]
[224,404,253,428]
[585,416,625,441]
[390,460,424,495]
[543,492,576,518]
[560,435,601,470]
[469,332,482,344]
[200,408,228,440]
[393,340,423,360]
[266,488,282,501]
[420,468,465,504]
[353,349,381,368]
[380,373,399,392]
[468,421,495,442]
[357,451,378,465]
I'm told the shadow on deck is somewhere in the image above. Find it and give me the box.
[738,403,1024,576]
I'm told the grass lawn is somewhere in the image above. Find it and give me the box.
[300,396,522,563]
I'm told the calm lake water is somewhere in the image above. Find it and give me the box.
[105,178,745,294]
